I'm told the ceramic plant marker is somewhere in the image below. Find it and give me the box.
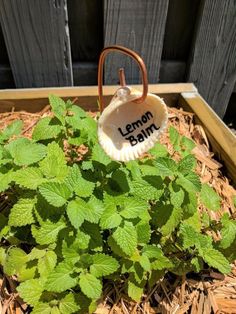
[97,46,168,162]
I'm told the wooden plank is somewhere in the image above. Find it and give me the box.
[0,0,73,88]
[0,83,197,113]
[103,0,169,84]
[180,92,236,183]
[187,0,236,118]
[159,61,186,83]
[67,0,103,61]
[162,0,200,60]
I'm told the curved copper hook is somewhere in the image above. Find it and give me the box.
[98,45,148,112]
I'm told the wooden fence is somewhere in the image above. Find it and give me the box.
[0,0,235,118]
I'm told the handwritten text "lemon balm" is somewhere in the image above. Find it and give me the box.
[118,111,159,146]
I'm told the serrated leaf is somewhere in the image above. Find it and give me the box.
[17,278,45,306]
[200,183,221,211]
[200,248,231,274]
[180,224,198,249]
[39,182,72,207]
[113,221,137,256]
[148,142,169,158]
[39,142,68,181]
[0,171,13,192]
[32,220,66,245]
[59,293,80,314]
[65,164,95,197]
[28,248,46,261]
[177,154,196,174]
[169,126,180,150]
[180,136,195,151]
[90,253,119,277]
[38,250,57,277]
[92,143,112,166]
[220,214,236,249]
[45,261,77,292]
[120,197,148,219]
[0,120,23,142]
[170,183,185,208]
[31,303,51,314]
[13,167,44,189]
[161,206,182,236]
[67,198,86,229]
[142,245,172,270]
[154,157,177,176]
[136,222,151,245]
[9,198,36,227]
[3,248,28,275]
[177,171,201,193]
[100,207,122,230]
[8,139,46,166]
[62,231,90,260]
[86,196,105,223]
[79,273,102,299]
[128,280,143,302]
[132,176,163,201]
[49,94,66,125]
[139,254,151,271]
[32,117,62,141]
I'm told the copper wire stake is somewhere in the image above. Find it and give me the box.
[98,45,148,113]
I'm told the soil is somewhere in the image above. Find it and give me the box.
[0,103,236,314]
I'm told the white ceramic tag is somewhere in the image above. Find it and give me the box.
[98,87,168,162]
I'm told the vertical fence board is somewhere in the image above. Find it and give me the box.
[103,0,169,85]
[187,0,236,118]
[0,0,73,88]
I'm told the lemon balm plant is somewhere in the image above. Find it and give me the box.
[0,95,235,313]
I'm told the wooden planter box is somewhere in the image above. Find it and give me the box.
[0,83,235,183]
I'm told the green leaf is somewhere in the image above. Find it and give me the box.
[39,182,72,207]
[17,278,45,306]
[3,247,28,275]
[132,177,163,201]
[142,245,172,270]
[180,136,195,152]
[148,142,169,158]
[90,253,119,277]
[59,293,80,314]
[32,117,62,141]
[0,120,23,142]
[161,206,183,236]
[177,171,201,193]
[38,251,57,277]
[66,165,95,197]
[128,280,143,302]
[62,232,90,260]
[0,171,13,193]
[177,154,196,174]
[13,167,45,189]
[180,224,198,249]
[100,203,122,230]
[9,198,36,227]
[200,183,221,211]
[32,219,66,245]
[169,126,180,150]
[200,248,231,274]
[136,222,151,245]
[120,197,148,219]
[49,94,66,125]
[45,262,77,292]
[139,254,151,271]
[113,221,137,256]
[67,198,86,229]
[170,183,185,208]
[79,273,102,299]
[154,157,177,176]
[39,142,68,181]
[92,143,112,166]
[31,303,51,314]
[220,214,236,249]
[8,139,46,166]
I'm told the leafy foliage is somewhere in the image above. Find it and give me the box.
[0,95,232,313]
